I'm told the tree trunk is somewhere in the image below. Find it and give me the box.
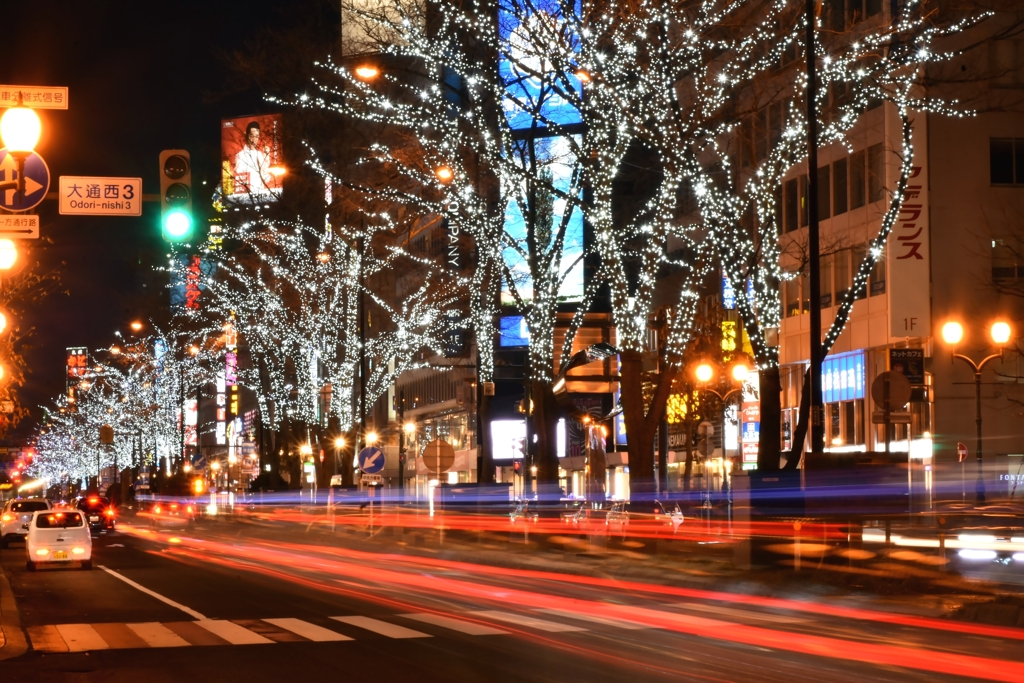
[340,426,356,487]
[757,365,782,472]
[477,391,494,484]
[783,368,811,470]
[683,411,694,491]
[620,351,655,496]
[658,417,669,493]
[530,379,560,488]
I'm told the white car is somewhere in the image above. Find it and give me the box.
[1,498,52,548]
[25,509,92,571]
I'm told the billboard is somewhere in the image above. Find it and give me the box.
[221,114,283,204]
[822,350,865,404]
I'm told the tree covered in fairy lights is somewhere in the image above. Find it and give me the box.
[32,330,218,490]
[576,0,979,469]
[175,218,458,485]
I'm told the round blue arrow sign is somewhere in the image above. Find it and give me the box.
[0,148,50,212]
[358,446,385,474]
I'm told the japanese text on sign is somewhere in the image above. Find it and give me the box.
[0,86,68,110]
[59,177,142,216]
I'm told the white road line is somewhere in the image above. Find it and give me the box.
[669,602,808,624]
[536,608,649,630]
[54,624,109,652]
[401,613,508,636]
[194,620,272,645]
[331,616,431,639]
[262,618,352,642]
[470,610,588,633]
[126,622,190,648]
[99,565,207,620]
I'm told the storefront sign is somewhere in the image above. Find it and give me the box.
[822,350,865,403]
[889,348,925,384]
[888,114,930,338]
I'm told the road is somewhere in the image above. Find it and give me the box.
[1,514,1022,683]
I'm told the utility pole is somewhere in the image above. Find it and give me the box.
[397,389,405,501]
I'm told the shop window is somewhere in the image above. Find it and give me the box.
[867,143,885,203]
[992,237,1022,280]
[784,178,799,233]
[869,250,886,296]
[990,138,1024,185]
[817,165,831,221]
[786,277,801,318]
[820,254,833,308]
[833,157,848,216]
[850,149,867,209]
[799,174,809,227]
[834,249,851,302]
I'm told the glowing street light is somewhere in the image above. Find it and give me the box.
[695,363,714,383]
[0,101,41,153]
[0,311,7,334]
[0,240,18,270]
[435,166,454,183]
[365,431,378,445]
[403,422,416,435]
[334,437,345,449]
[941,317,1014,503]
[731,361,751,383]
[354,65,380,80]
[130,321,144,333]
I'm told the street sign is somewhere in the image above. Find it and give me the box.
[99,424,114,445]
[0,214,39,239]
[958,442,968,463]
[871,410,912,424]
[889,348,925,385]
[357,446,385,474]
[361,473,383,485]
[0,86,68,110]
[422,439,456,474]
[870,371,912,411]
[698,421,714,437]
[59,176,142,216]
[0,149,50,212]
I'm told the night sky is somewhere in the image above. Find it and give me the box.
[0,1,322,438]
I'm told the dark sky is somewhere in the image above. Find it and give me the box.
[0,1,321,438]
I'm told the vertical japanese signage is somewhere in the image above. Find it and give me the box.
[221,114,283,204]
[821,350,866,403]
[741,373,760,464]
[888,114,930,338]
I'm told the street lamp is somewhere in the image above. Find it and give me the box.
[0,97,41,198]
[941,318,1013,504]
[354,65,380,80]
[435,166,454,183]
[0,240,17,270]
[365,431,378,445]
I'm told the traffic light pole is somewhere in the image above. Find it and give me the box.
[397,389,405,503]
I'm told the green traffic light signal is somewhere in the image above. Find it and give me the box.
[159,149,192,242]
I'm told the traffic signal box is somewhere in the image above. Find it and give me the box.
[159,150,192,241]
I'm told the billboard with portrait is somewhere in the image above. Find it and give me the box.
[221,114,284,204]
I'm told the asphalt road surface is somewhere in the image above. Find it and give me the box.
[1,516,1022,683]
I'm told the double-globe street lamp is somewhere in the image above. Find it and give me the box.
[692,358,751,503]
[940,319,1013,504]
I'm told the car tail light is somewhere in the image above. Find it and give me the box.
[154,505,162,514]
[105,508,115,517]
[1,514,11,522]
[35,548,49,556]
[170,504,179,511]
[186,506,194,514]
[72,547,86,555]
[89,497,99,504]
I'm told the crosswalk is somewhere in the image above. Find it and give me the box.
[27,608,650,653]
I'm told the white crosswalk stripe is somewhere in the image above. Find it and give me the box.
[331,616,431,639]
[536,608,649,630]
[126,622,190,648]
[264,618,353,642]
[55,624,109,652]
[469,610,589,632]
[401,613,508,636]
[195,619,274,645]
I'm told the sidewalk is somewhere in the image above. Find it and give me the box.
[0,559,27,660]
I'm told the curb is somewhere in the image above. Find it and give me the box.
[0,560,28,660]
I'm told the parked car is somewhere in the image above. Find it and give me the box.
[26,509,92,570]
[1,498,52,548]
[76,495,116,533]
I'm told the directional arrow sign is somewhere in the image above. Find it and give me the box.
[0,148,50,212]
[358,446,385,474]
[0,214,39,239]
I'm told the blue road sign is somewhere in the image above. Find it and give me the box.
[358,446,385,474]
[0,148,50,212]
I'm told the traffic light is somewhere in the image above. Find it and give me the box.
[159,150,192,241]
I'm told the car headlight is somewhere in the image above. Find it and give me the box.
[35,548,50,556]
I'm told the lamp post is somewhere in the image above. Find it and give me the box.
[693,359,751,502]
[0,96,42,202]
[941,319,1012,504]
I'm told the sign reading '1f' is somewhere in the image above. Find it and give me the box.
[59,176,142,216]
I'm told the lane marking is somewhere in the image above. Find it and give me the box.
[331,616,431,639]
[54,624,109,652]
[536,608,649,630]
[402,613,508,636]
[98,565,207,620]
[470,610,588,633]
[668,602,809,625]
[127,622,190,648]
[194,620,272,645]
[263,618,353,642]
